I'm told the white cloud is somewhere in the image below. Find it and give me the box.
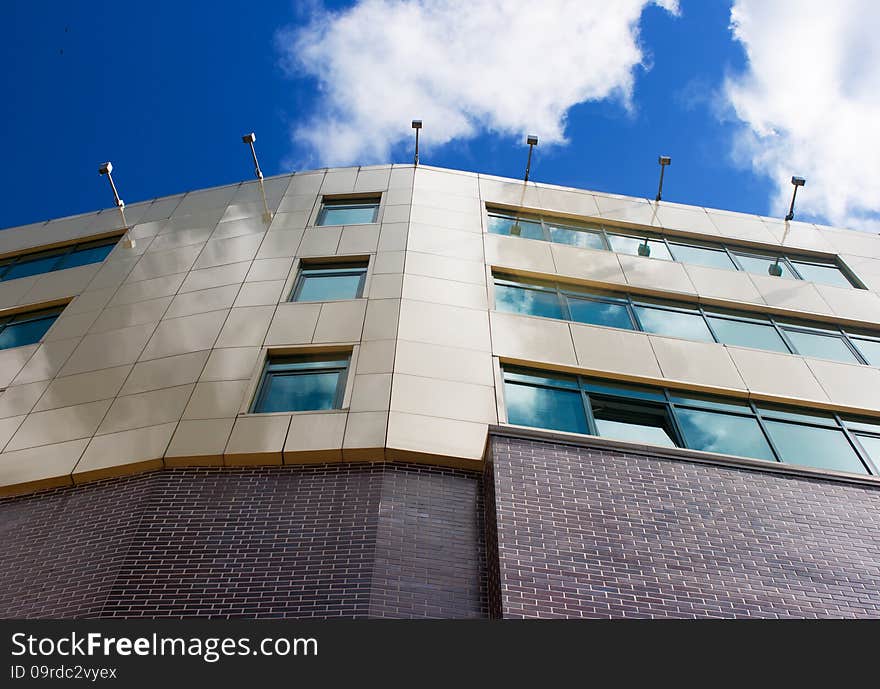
[724,0,880,230]
[277,0,678,167]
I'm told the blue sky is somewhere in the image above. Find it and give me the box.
[2,0,877,231]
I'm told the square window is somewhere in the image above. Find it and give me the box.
[252,354,350,413]
[317,198,380,226]
[292,261,368,302]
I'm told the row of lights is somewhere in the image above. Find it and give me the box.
[97,124,808,269]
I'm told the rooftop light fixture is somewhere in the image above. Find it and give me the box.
[638,237,651,258]
[241,132,263,180]
[412,120,422,166]
[785,175,806,221]
[524,135,538,182]
[98,161,135,248]
[655,155,671,202]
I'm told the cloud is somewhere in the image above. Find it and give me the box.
[277,0,678,167]
[724,0,880,231]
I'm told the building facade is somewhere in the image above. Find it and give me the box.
[1,164,879,618]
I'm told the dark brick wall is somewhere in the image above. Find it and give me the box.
[488,434,880,619]
[0,464,486,619]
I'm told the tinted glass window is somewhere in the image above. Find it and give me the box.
[633,305,714,342]
[855,434,880,466]
[548,224,606,250]
[676,408,775,461]
[318,202,378,226]
[791,261,852,288]
[58,243,115,269]
[852,337,880,366]
[256,371,342,412]
[504,382,588,434]
[607,234,672,260]
[669,243,736,270]
[294,264,367,302]
[0,315,57,350]
[590,398,677,447]
[495,284,563,320]
[733,253,795,279]
[3,255,62,280]
[783,329,860,364]
[707,316,790,353]
[487,215,544,240]
[567,296,634,330]
[763,420,867,474]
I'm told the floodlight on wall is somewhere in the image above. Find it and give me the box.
[785,176,806,221]
[768,259,783,277]
[638,237,651,257]
[524,135,538,182]
[655,155,671,202]
[412,120,422,166]
[98,161,124,208]
[242,132,263,179]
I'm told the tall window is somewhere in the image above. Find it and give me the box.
[317,198,380,226]
[493,273,880,366]
[291,260,368,302]
[0,237,118,282]
[251,354,350,413]
[502,365,879,477]
[486,208,862,289]
[0,307,63,350]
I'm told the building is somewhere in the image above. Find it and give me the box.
[0,164,879,618]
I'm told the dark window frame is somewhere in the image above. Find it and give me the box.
[0,236,119,282]
[486,207,863,289]
[493,273,880,366]
[251,353,351,414]
[502,364,880,476]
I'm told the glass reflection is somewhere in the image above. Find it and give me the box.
[855,434,880,468]
[790,261,852,288]
[607,234,672,260]
[495,284,564,319]
[504,382,588,434]
[669,243,736,270]
[319,204,378,226]
[296,273,364,302]
[676,408,775,461]
[0,317,56,350]
[567,296,633,329]
[548,225,606,250]
[707,317,789,353]
[852,337,880,366]
[633,306,715,342]
[258,371,341,413]
[487,215,544,240]
[763,420,867,474]
[733,253,795,279]
[783,330,859,364]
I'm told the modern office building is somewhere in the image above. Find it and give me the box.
[0,164,879,618]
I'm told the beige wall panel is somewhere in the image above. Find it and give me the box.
[6,398,112,451]
[354,166,391,191]
[73,422,176,481]
[84,257,139,292]
[0,439,87,495]
[814,284,880,324]
[0,344,39,387]
[618,255,697,296]
[342,411,388,460]
[490,311,576,366]
[44,309,99,343]
[683,264,765,306]
[224,415,290,465]
[0,381,50,419]
[394,340,494,386]
[109,273,186,307]
[278,195,320,214]
[165,418,235,466]
[415,168,479,197]
[391,374,496,424]
[549,244,625,286]
[338,226,380,254]
[372,251,405,275]
[409,223,483,261]
[320,168,359,194]
[13,337,82,385]
[404,251,485,284]
[354,339,396,375]
[535,188,601,217]
[762,219,835,254]
[59,324,152,376]
[139,310,227,361]
[174,186,238,215]
[377,222,409,252]
[386,411,486,461]
[748,274,834,316]
[410,204,480,233]
[726,347,829,402]
[706,209,778,245]
[34,365,132,412]
[264,302,321,345]
[362,299,400,341]
[650,336,746,392]
[23,265,101,304]
[182,380,249,420]
[200,347,262,382]
[805,358,880,411]
[285,172,324,196]
[64,287,115,315]
[312,300,367,343]
[88,296,172,334]
[254,229,304,260]
[193,233,263,270]
[484,234,554,274]
[412,188,482,215]
[98,384,195,435]
[233,280,285,308]
[400,299,490,351]
[595,196,659,227]
[298,227,342,256]
[380,204,411,225]
[165,284,239,319]
[0,415,25,452]
[284,412,347,462]
[822,227,880,259]
[127,244,202,282]
[653,204,718,236]
[367,273,403,300]
[349,373,392,412]
[212,216,271,239]
[120,350,210,396]
[214,305,275,348]
[178,261,250,293]
[479,177,542,209]
[403,274,487,310]
[0,277,39,309]
[570,323,662,379]
[246,257,295,283]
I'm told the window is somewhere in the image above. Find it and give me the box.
[492,273,880,366]
[486,207,861,288]
[317,198,380,226]
[252,354,350,413]
[292,261,368,302]
[0,237,118,282]
[0,307,62,350]
[502,365,879,477]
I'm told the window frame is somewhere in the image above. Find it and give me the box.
[250,353,351,414]
[316,197,381,226]
[0,236,119,282]
[492,272,880,366]
[290,260,369,302]
[0,306,63,350]
[486,207,862,289]
[501,364,880,476]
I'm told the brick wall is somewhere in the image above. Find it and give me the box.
[488,434,880,618]
[0,464,486,619]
